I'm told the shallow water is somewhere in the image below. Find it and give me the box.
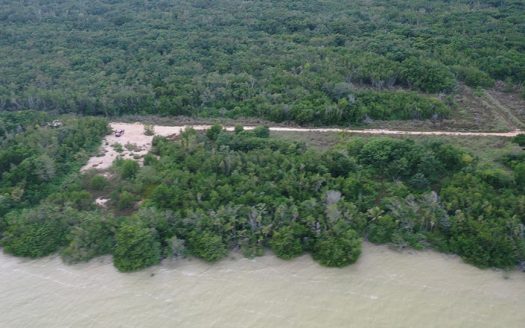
[1,244,524,328]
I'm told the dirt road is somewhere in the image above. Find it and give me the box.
[81,122,523,171]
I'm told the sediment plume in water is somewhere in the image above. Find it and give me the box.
[1,243,524,328]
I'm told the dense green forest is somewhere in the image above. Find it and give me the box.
[0,1,524,273]
[0,0,524,125]
[1,114,523,272]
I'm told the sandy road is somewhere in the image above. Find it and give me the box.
[81,122,523,171]
[254,127,523,137]
[112,122,524,137]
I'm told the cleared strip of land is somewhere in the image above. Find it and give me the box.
[81,122,523,171]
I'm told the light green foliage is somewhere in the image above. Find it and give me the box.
[112,143,124,153]
[144,124,155,136]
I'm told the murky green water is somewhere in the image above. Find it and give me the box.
[1,243,524,328]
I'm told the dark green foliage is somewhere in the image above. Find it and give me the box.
[313,224,362,267]
[0,111,50,138]
[116,159,139,179]
[440,172,525,267]
[61,212,115,264]
[234,125,244,134]
[188,231,227,262]
[322,151,357,177]
[400,58,456,93]
[451,66,495,88]
[1,113,524,271]
[367,214,397,244]
[448,212,524,268]
[270,224,308,260]
[349,138,468,182]
[0,114,112,262]
[206,124,223,141]
[514,163,525,190]
[64,190,94,211]
[143,153,158,166]
[0,114,108,215]
[113,219,161,272]
[133,132,522,270]
[1,205,75,258]
[513,134,525,147]
[252,126,270,138]
[90,175,108,191]
[115,191,137,210]
[2,0,522,125]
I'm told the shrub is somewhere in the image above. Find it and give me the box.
[90,175,108,191]
[144,124,155,136]
[113,219,161,272]
[112,143,124,153]
[116,159,139,179]
[367,215,397,244]
[116,191,136,210]
[143,153,158,166]
[188,231,227,262]
[234,125,244,134]
[1,205,73,258]
[452,66,494,88]
[401,58,456,93]
[61,212,115,263]
[513,134,525,147]
[206,124,223,141]
[313,225,362,267]
[449,215,523,268]
[164,236,188,259]
[270,224,306,260]
[252,126,270,138]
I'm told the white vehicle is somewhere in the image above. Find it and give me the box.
[48,120,63,128]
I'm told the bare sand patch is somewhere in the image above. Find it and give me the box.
[82,122,523,172]
[82,123,184,171]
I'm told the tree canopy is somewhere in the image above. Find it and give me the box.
[3,117,523,271]
[0,0,523,125]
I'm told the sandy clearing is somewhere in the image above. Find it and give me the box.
[81,122,523,171]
